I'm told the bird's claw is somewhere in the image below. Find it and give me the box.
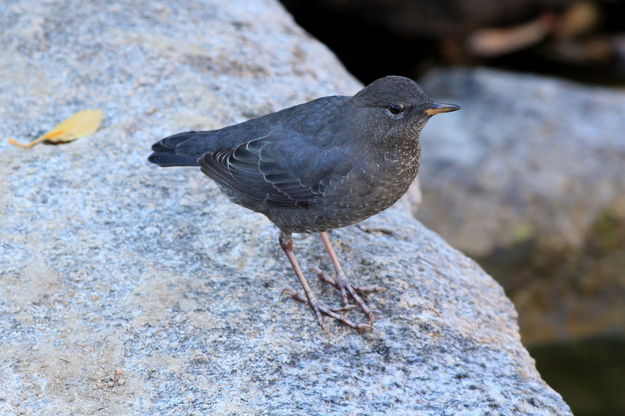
[313,269,378,327]
[315,269,384,295]
[285,290,372,331]
[331,304,358,313]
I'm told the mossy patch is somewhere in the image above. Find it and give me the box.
[478,208,625,345]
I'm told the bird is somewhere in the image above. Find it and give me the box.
[148,76,459,331]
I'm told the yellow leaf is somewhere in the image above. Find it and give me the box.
[7,109,104,148]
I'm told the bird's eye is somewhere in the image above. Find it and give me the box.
[388,104,404,115]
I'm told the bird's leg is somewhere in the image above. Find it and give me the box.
[279,231,371,331]
[318,232,380,326]
[279,231,325,330]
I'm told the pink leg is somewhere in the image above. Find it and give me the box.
[279,232,371,331]
[318,232,380,326]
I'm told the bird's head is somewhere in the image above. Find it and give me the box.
[351,76,459,143]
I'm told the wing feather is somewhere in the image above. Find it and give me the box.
[199,136,329,209]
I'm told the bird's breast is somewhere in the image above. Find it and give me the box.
[324,141,421,213]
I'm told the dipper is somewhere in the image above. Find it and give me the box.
[149,76,459,331]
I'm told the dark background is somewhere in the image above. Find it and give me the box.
[282,0,625,86]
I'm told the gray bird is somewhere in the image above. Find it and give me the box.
[148,76,459,331]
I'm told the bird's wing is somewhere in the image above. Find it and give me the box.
[199,136,346,209]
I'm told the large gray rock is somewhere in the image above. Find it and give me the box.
[0,1,570,414]
[418,67,625,343]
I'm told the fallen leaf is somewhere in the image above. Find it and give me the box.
[7,109,104,148]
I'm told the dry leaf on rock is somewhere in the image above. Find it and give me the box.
[7,109,104,148]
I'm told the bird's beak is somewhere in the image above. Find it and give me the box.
[424,102,461,116]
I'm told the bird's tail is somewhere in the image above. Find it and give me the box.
[148,131,205,167]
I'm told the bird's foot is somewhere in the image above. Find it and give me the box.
[316,269,384,296]
[314,269,383,327]
[283,289,372,332]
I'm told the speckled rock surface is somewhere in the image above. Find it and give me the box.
[418,68,625,344]
[0,1,570,415]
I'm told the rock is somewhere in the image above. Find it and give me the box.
[0,1,570,414]
[418,67,625,344]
